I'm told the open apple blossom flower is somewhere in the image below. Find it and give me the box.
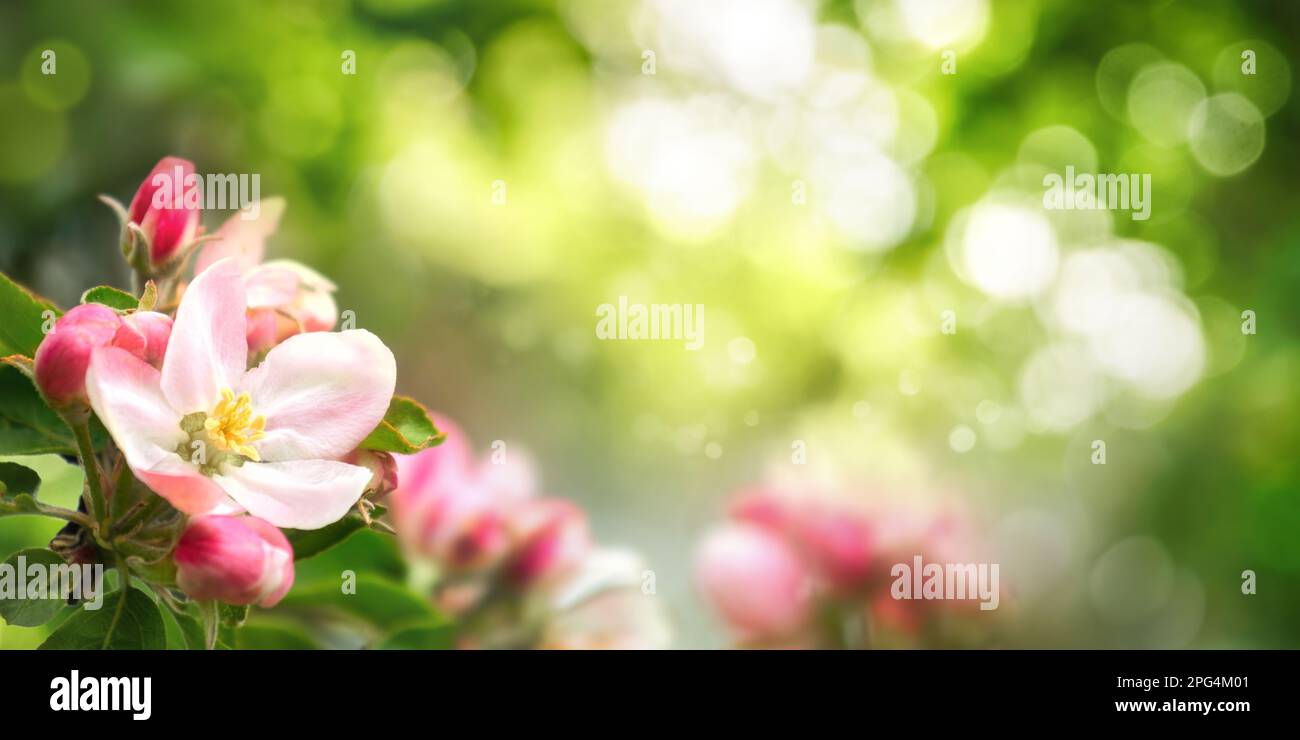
[127,156,201,268]
[84,258,396,529]
[174,514,295,607]
[698,477,996,648]
[194,197,338,355]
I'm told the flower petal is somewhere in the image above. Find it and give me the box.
[195,196,285,274]
[213,459,372,529]
[261,259,338,331]
[239,329,396,462]
[137,456,242,516]
[86,346,234,514]
[86,346,185,462]
[243,264,300,309]
[162,259,249,413]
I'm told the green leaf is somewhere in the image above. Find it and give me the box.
[361,396,445,454]
[175,613,207,649]
[38,585,166,650]
[81,285,138,312]
[0,548,70,627]
[377,620,456,650]
[284,505,387,561]
[1,353,34,380]
[0,461,40,497]
[0,365,94,455]
[0,461,42,518]
[0,271,59,357]
[236,621,320,650]
[293,528,405,583]
[278,572,437,632]
[161,608,206,650]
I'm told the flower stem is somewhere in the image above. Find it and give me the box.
[102,561,132,649]
[71,421,108,526]
[201,600,219,650]
[36,502,95,528]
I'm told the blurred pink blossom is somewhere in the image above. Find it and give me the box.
[698,480,993,648]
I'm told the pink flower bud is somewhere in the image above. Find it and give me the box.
[244,307,297,358]
[695,523,813,640]
[391,418,535,572]
[731,488,875,592]
[35,305,175,409]
[445,512,510,571]
[127,156,200,266]
[174,515,295,607]
[34,304,126,409]
[794,507,875,591]
[343,448,399,500]
[505,499,591,586]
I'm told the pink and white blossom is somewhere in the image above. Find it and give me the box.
[84,259,395,529]
[391,417,535,571]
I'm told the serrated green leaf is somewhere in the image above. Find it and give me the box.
[361,396,445,454]
[81,285,138,311]
[1,353,34,380]
[0,548,70,627]
[283,505,386,561]
[0,271,59,357]
[38,585,166,650]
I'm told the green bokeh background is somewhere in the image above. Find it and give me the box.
[1,0,1298,648]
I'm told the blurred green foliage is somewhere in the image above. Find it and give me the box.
[0,0,1297,647]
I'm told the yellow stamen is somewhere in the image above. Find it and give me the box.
[203,388,266,461]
